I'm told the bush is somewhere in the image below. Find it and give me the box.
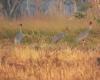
[78,2,92,12]
[96,18,100,24]
[74,12,86,19]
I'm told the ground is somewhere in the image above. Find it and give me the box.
[0,16,100,80]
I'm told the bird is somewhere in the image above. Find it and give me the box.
[14,24,25,45]
[75,21,93,45]
[51,28,69,43]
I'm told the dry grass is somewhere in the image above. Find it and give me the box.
[0,16,93,31]
[0,44,100,80]
[0,16,100,80]
[0,16,100,47]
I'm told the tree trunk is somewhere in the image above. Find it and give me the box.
[34,0,41,17]
[73,0,77,13]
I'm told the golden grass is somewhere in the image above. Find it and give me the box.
[0,16,100,80]
[0,16,99,46]
[0,44,100,80]
[0,16,92,31]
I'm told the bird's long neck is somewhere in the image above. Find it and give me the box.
[19,26,22,33]
[89,25,92,30]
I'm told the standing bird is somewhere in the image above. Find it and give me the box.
[14,24,25,45]
[51,28,69,43]
[75,21,93,45]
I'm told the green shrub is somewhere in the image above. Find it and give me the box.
[96,18,100,24]
[78,2,92,12]
[74,12,86,19]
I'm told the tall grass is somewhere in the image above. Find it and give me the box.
[0,45,100,80]
[0,16,99,49]
[0,16,100,80]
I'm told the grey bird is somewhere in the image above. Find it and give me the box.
[14,24,24,45]
[51,28,69,43]
[75,21,93,43]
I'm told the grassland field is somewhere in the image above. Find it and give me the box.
[0,16,100,80]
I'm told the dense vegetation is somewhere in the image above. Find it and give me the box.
[0,0,99,18]
[0,0,100,80]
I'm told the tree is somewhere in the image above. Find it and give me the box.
[34,0,41,16]
[0,0,24,18]
[46,0,65,16]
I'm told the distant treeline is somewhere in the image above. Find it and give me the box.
[0,0,99,19]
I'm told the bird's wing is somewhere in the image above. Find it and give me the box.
[75,31,89,42]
